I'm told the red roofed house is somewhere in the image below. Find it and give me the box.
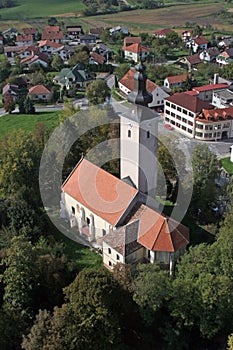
[89,51,106,65]
[42,25,63,43]
[195,106,233,141]
[153,28,175,38]
[192,83,230,102]
[28,84,53,102]
[119,69,169,109]
[22,27,38,38]
[164,74,189,90]
[16,34,33,47]
[20,52,50,69]
[187,35,209,53]
[123,36,141,47]
[61,62,189,273]
[122,43,150,62]
[38,40,63,55]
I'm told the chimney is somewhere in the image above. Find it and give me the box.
[214,73,219,84]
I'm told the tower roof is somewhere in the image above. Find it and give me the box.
[127,60,153,107]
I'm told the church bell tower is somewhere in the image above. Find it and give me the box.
[120,61,158,200]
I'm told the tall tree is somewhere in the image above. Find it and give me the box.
[3,92,15,113]
[86,79,110,105]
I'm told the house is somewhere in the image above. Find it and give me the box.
[43,25,60,33]
[186,35,209,53]
[119,68,169,109]
[2,83,19,101]
[109,25,128,36]
[212,89,233,108]
[94,43,113,60]
[123,36,141,47]
[176,54,202,72]
[59,63,95,90]
[152,28,175,38]
[199,47,220,63]
[53,45,75,61]
[38,40,63,56]
[191,83,229,102]
[2,27,18,39]
[216,48,233,66]
[18,46,40,59]
[4,45,26,64]
[16,34,33,47]
[217,36,233,49]
[89,52,106,65]
[122,43,150,63]
[89,27,104,38]
[79,35,96,45]
[42,30,63,43]
[66,25,83,39]
[20,52,50,69]
[28,84,53,102]
[195,107,233,140]
[22,27,38,38]
[164,74,189,90]
[60,62,189,273]
[164,92,213,138]
[181,30,192,42]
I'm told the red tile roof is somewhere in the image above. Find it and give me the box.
[38,40,63,49]
[16,34,33,42]
[197,107,233,122]
[193,35,209,45]
[22,27,38,35]
[90,52,105,64]
[122,43,149,54]
[42,31,63,41]
[192,83,229,93]
[153,28,175,36]
[185,54,202,65]
[165,92,212,113]
[136,205,189,252]
[119,69,157,93]
[62,158,138,226]
[124,36,141,45]
[166,74,188,84]
[44,25,60,33]
[29,84,51,95]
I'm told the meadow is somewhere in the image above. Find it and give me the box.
[0,111,59,139]
[0,1,232,34]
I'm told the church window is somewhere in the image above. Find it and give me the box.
[128,129,131,138]
[86,217,90,226]
[108,261,112,266]
[71,206,75,214]
[116,254,120,260]
[108,248,111,254]
[147,130,150,138]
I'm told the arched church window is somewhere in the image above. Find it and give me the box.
[147,130,150,138]
[128,129,131,138]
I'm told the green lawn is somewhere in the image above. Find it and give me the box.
[0,111,59,139]
[221,157,233,175]
[0,0,85,20]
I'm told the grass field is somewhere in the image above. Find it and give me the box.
[221,157,233,175]
[0,111,59,139]
[0,0,85,20]
[0,1,232,34]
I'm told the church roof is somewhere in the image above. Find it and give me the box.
[136,205,189,252]
[62,158,138,226]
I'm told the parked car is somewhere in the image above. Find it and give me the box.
[164,123,174,130]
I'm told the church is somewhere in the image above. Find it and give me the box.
[60,62,189,274]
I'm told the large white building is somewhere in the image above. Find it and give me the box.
[61,62,189,273]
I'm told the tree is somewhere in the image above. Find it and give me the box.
[24,96,35,114]
[48,17,58,26]
[228,334,233,350]
[0,129,41,201]
[86,79,110,105]
[0,58,11,84]
[3,92,15,113]
[191,144,220,218]
[114,63,130,81]
[68,51,89,66]
[51,54,64,71]
[192,24,203,37]
[133,264,171,325]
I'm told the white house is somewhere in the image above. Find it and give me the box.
[186,35,209,53]
[119,69,169,109]
[16,34,33,47]
[164,74,189,90]
[122,43,150,63]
